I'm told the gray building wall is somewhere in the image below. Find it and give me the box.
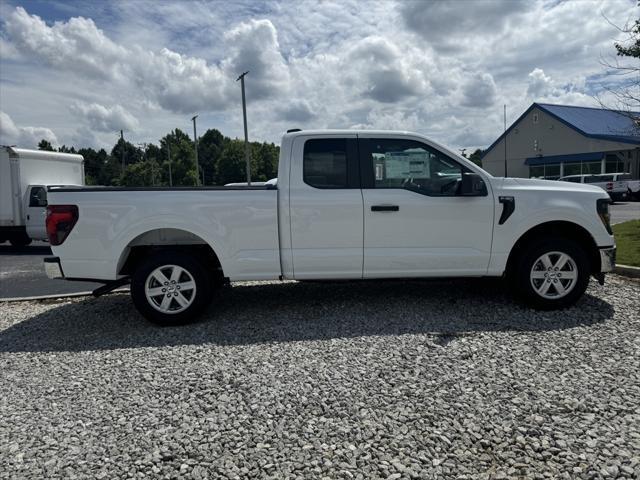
[482,106,640,178]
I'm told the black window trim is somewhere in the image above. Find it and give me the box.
[302,137,360,190]
[358,137,475,197]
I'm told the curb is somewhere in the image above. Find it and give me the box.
[0,288,130,303]
[614,264,640,279]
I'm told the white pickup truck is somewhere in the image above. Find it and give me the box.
[45,130,616,325]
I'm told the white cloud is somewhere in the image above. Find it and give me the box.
[0,110,58,148]
[0,0,637,154]
[461,73,498,108]
[70,103,139,132]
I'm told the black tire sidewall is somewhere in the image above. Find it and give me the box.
[514,237,590,310]
[131,251,212,326]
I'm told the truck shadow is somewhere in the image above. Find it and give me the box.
[0,279,614,353]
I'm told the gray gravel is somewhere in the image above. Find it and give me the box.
[1,276,639,479]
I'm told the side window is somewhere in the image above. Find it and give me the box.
[29,186,47,207]
[303,139,348,189]
[367,138,465,196]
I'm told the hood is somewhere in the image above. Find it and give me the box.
[498,177,607,195]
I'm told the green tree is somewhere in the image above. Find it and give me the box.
[615,19,640,58]
[120,160,161,186]
[467,148,484,167]
[38,139,55,151]
[159,129,198,186]
[252,141,279,181]
[600,13,640,118]
[216,139,249,185]
[78,147,108,185]
[57,145,77,153]
[198,128,225,185]
[111,139,143,168]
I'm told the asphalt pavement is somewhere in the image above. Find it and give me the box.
[0,241,102,299]
[610,200,640,225]
[0,201,638,299]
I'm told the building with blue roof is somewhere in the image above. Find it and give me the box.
[481,103,640,180]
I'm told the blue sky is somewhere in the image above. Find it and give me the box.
[0,0,637,151]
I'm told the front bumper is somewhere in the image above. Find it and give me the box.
[599,247,616,273]
[44,257,64,279]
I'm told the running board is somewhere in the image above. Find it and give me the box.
[92,277,130,297]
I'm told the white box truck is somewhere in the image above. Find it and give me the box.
[1,146,84,246]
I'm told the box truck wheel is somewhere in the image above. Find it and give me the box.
[9,232,32,247]
[130,251,213,326]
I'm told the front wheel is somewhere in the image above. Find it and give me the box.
[513,237,590,310]
[131,251,213,325]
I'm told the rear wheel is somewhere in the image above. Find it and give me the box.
[512,237,590,310]
[131,251,213,325]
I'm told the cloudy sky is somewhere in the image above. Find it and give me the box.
[0,0,637,152]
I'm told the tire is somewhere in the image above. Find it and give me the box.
[9,233,32,247]
[130,251,213,326]
[512,237,590,310]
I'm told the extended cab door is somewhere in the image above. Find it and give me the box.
[359,136,494,278]
[25,185,48,241]
[288,135,363,279]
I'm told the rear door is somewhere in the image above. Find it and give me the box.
[288,135,363,279]
[25,185,48,240]
[359,135,494,278]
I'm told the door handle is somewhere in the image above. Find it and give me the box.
[371,205,399,212]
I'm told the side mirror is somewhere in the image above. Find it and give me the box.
[460,173,487,196]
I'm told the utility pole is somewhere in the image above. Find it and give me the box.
[120,130,125,174]
[167,141,173,187]
[236,71,251,185]
[191,114,200,185]
[503,105,508,177]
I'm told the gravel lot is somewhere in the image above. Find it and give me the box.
[1,276,638,479]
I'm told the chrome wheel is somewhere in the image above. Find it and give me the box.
[145,265,196,314]
[530,251,578,300]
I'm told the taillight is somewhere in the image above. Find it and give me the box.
[606,182,613,190]
[46,205,79,246]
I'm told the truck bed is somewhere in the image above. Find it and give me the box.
[47,186,281,282]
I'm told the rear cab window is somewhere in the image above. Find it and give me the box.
[303,138,359,189]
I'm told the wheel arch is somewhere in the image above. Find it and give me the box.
[506,221,601,276]
[116,228,225,283]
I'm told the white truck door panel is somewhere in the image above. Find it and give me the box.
[359,137,494,278]
[25,185,48,240]
[288,135,363,279]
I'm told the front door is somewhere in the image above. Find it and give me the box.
[288,135,363,279]
[359,136,494,278]
[25,185,48,241]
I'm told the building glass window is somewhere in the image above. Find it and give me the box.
[563,163,582,176]
[605,154,622,173]
[530,164,561,179]
[582,161,602,174]
[529,166,544,178]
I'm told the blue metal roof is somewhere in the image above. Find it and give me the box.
[482,103,640,159]
[538,103,640,143]
[525,151,604,166]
